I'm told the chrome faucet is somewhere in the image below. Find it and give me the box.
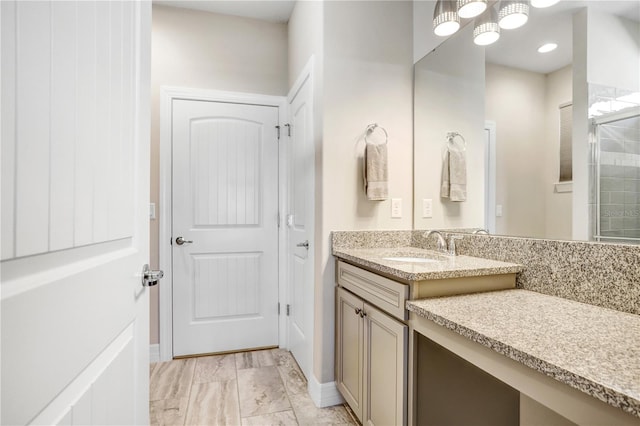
[473,228,489,235]
[425,230,447,253]
[447,235,463,256]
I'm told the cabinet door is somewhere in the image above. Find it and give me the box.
[336,287,364,421]
[364,302,408,426]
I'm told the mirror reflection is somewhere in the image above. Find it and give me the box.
[414,1,640,243]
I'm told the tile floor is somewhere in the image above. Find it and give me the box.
[150,348,358,425]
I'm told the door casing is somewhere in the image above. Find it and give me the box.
[159,87,288,361]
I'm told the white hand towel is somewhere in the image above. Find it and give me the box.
[440,148,467,202]
[440,149,450,199]
[363,142,388,201]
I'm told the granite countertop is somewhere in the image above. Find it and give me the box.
[332,246,523,281]
[407,289,640,418]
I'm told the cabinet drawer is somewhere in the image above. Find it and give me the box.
[337,261,408,321]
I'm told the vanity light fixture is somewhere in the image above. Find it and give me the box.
[537,42,558,53]
[473,7,500,46]
[457,0,488,19]
[531,0,559,8]
[498,0,530,30]
[433,0,461,37]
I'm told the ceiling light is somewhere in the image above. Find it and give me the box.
[457,0,488,19]
[498,0,529,30]
[537,42,558,53]
[474,7,500,46]
[531,0,559,8]
[433,0,461,37]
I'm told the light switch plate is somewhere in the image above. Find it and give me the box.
[149,203,156,220]
[391,198,402,218]
[422,198,433,218]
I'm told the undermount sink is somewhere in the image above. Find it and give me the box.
[382,256,440,264]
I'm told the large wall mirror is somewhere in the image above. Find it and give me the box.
[414,1,640,243]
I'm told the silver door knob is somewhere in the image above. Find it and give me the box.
[296,240,309,249]
[142,264,164,287]
[175,236,193,245]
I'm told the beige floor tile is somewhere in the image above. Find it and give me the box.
[235,349,276,370]
[149,398,189,426]
[237,366,291,417]
[277,365,307,396]
[150,358,196,401]
[241,410,298,426]
[185,380,241,426]
[194,354,236,384]
[289,392,355,426]
[271,349,297,368]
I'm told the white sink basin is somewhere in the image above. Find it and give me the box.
[382,256,440,264]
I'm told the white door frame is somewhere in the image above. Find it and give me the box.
[159,87,288,361]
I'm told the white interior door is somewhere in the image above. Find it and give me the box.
[172,99,280,357]
[287,73,315,379]
[1,1,151,424]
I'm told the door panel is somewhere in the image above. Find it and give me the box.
[1,1,150,424]
[364,303,408,426]
[287,74,314,378]
[336,287,364,422]
[172,100,279,357]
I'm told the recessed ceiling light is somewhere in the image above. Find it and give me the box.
[538,43,558,53]
[531,0,560,8]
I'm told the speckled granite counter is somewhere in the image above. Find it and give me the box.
[332,246,523,282]
[407,289,640,418]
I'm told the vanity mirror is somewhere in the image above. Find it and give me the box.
[413,0,640,243]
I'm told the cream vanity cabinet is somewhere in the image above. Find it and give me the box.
[335,261,408,426]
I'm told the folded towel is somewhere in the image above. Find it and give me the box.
[363,142,388,201]
[440,148,466,202]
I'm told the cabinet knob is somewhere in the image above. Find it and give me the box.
[355,308,362,316]
[361,310,367,318]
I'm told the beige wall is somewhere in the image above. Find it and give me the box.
[486,63,548,238]
[486,63,573,240]
[317,0,414,383]
[414,25,486,231]
[149,5,288,344]
[544,65,573,240]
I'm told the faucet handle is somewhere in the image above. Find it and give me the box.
[447,235,463,256]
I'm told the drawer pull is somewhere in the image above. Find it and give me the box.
[355,308,362,316]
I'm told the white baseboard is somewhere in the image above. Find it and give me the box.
[307,374,345,408]
[149,344,160,363]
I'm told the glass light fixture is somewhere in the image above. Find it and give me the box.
[457,0,488,19]
[474,7,500,46]
[433,0,461,37]
[531,0,559,8]
[537,42,558,53]
[498,0,529,29]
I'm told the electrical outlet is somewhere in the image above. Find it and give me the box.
[496,204,503,217]
[391,198,402,218]
[422,198,433,218]
[149,203,156,220]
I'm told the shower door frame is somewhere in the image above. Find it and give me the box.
[592,106,640,243]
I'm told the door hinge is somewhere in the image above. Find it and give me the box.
[284,123,291,137]
[286,304,290,316]
[277,211,281,228]
[275,125,281,139]
[278,302,280,315]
